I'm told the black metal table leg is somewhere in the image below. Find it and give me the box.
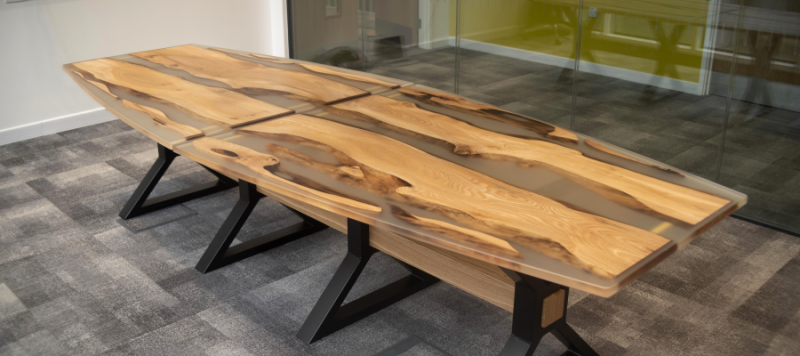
[119,143,237,219]
[195,180,328,273]
[297,219,440,344]
[499,269,599,356]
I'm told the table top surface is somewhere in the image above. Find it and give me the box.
[66,45,746,297]
[63,44,411,149]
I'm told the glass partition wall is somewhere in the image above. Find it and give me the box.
[288,0,800,235]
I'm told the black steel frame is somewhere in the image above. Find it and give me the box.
[297,218,440,344]
[195,180,328,273]
[119,143,238,220]
[499,269,599,356]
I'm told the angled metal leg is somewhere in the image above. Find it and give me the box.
[499,269,599,356]
[297,219,440,344]
[195,180,328,273]
[553,323,600,356]
[119,143,237,219]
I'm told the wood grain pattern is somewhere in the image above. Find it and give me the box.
[74,71,203,140]
[245,138,522,261]
[133,45,368,105]
[397,87,579,144]
[391,207,522,259]
[585,139,683,176]
[329,95,729,226]
[192,137,381,213]
[541,289,566,327]
[238,115,671,280]
[249,53,400,89]
[120,100,204,139]
[72,59,291,127]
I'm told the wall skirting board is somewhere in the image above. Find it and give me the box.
[0,108,115,146]
[449,37,701,95]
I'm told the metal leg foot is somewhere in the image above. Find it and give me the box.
[119,143,237,220]
[498,269,599,356]
[553,324,599,356]
[195,180,327,273]
[296,219,439,344]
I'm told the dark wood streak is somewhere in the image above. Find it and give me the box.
[263,143,385,208]
[397,87,579,144]
[248,54,401,89]
[192,137,381,213]
[390,206,522,260]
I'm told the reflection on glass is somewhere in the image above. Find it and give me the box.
[291,0,365,69]
[289,0,800,234]
[719,1,800,232]
[455,0,580,128]
[572,0,729,181]
[291,0,457,91]
[365,0,457,92]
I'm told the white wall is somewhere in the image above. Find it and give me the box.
[418,0,450,50]
[0,0,288,145]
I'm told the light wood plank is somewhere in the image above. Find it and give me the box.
[329,95,729,226]
[238,115,671,280]
[72,59,291,128]
[133,45,368,105]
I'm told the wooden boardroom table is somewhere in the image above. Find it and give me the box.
[64,44,746,356]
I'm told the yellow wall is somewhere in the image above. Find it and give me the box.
[450,0,712,83]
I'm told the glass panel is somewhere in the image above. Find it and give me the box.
[287,0,800,235]
[455,0,581,129]
[364,0,458,92]
[290,0,366,70]
[718,0,800,233]
[571,0,733,181]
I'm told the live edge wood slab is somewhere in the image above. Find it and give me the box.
[65,44,745,297]
[63,44,410,149]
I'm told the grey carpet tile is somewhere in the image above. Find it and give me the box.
[0,183,42,213]
[0,284,28,320]
[56,121,135,145]
[0,135,72,161]
[0,198,90,266]
[118,205,198,233]
[663,145,720,181]
[499,99,572,128]
[0,164,12,182]
[742,158,800,194]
